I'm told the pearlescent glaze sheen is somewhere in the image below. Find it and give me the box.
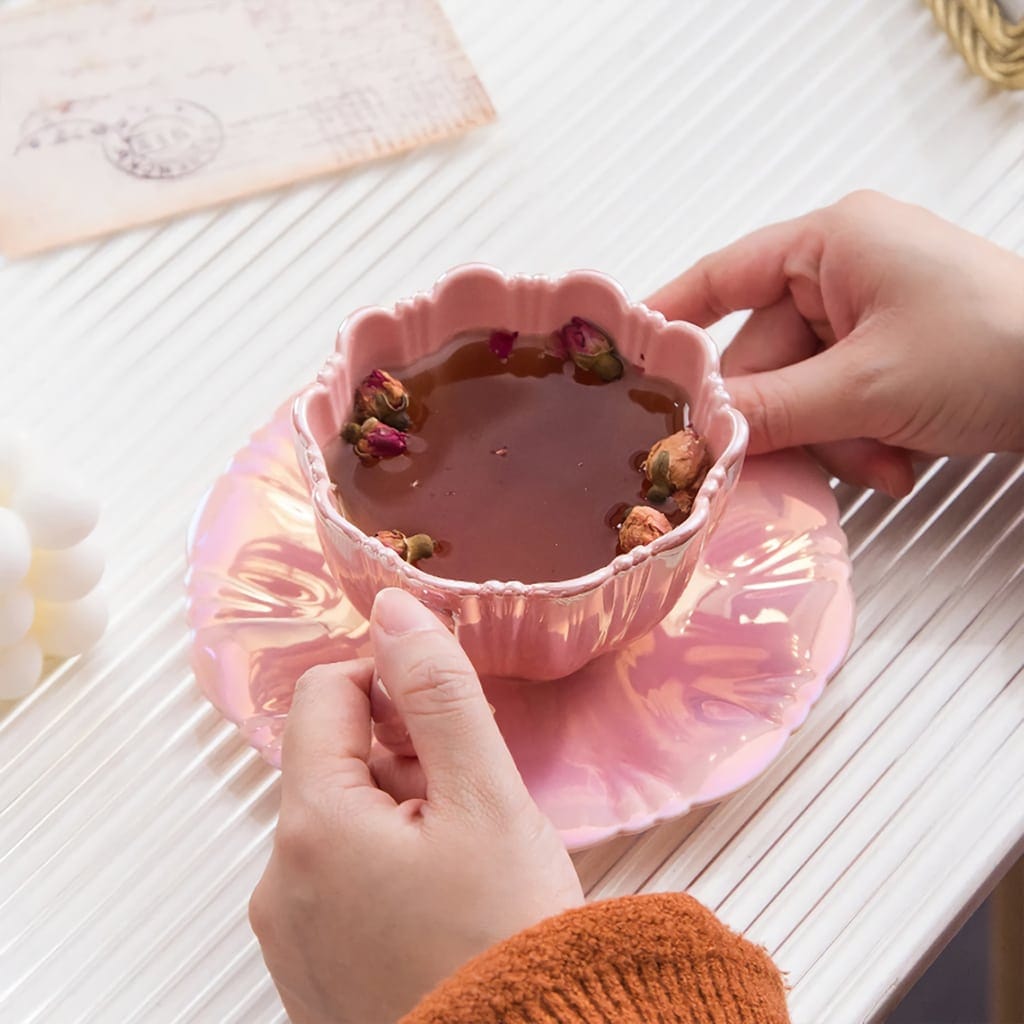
[185,403,854,850]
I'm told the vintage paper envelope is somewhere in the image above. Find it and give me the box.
[0,0,494,256]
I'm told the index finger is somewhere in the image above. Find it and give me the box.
[281,658,375,795]
[644,212,823,327]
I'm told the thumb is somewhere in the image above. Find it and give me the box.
[370,588,524,811]
[725,335,880,454]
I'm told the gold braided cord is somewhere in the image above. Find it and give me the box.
[964,0,1024,48]
[924,0,1024,88]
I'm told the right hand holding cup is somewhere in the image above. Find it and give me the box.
[647,190,1024,496]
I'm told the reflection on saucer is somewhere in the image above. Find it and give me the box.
[186,403,853,850]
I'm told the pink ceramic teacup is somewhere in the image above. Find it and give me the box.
[292,265,747,681]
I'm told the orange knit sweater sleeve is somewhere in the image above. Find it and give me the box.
[401,892,790,1024]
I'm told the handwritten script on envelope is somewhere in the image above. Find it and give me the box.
[0,0,494,256]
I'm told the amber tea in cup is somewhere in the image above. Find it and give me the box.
[325,321,707,584]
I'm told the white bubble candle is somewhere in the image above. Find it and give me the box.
[0,432,107,700]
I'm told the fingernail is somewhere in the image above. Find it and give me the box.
[876,465,913,500]
[370,674,393,716]
[370,674,410,742]
[372,588,445,636]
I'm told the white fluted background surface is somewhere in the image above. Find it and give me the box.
[2,2,1022,1022]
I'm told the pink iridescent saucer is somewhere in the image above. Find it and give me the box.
[186,402,854,850]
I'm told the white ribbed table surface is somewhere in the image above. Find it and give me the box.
[2,2,1023,1022]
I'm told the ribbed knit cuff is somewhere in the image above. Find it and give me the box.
[401,892,789,1024]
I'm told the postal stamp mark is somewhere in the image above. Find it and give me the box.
[17,98,223,180]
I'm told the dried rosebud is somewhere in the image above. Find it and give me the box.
[341,421,364,444]
[617,505,672,553]
[354,420,408,461]
[373,530,436,564]
[643,428,708,503]
[375,529,408,557]
[488,329,518,360]
[354,369,410,430]
[404,533,436,563]
[559,317,623,382]
[672,489,694,520]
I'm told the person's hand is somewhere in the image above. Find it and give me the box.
[249,588,584,1024]
[647,190,1024,496]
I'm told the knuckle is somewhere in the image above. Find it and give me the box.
[399,654,479,716]
[248,884,270,939]
[844,345,895,429]
[835,188,889,221]
[273,809,319,870]
[848,351,888,396]
[693,255,731,321]
[743,377,795,452]
[293,663,335,691]
[842,329,894,391]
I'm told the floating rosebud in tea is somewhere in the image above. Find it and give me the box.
[559,317,623,382]
[488,329,518,361]
[342,418,408,461]
[374,529,436,564]
[354,369,411,430]
[358,422,408,461]
[617,505,672,553]
[643,427,708,503]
